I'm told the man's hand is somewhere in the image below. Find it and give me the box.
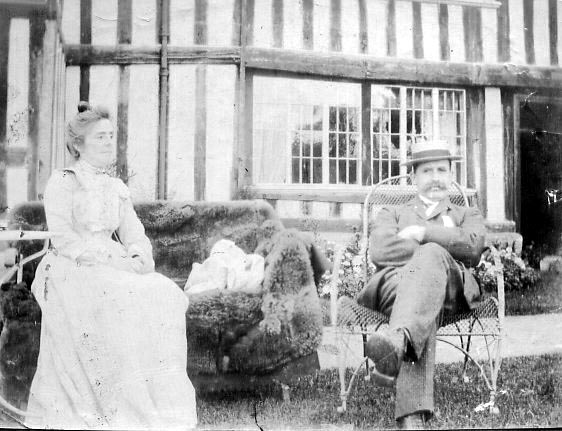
[397,225,426,242]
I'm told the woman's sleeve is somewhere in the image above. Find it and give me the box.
[45,171,110,263]
[116,183,155,273]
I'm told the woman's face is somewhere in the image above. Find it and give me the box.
[78,119,115,168]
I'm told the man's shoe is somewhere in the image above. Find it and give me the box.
[364,328,406,386]
[397,412,426,430]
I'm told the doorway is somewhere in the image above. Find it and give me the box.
[518,96,562,253]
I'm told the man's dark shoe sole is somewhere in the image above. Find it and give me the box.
[365,330,404,385]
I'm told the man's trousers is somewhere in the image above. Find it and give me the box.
[357,243,470,419]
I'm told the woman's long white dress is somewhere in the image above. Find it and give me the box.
[25,161,197,430]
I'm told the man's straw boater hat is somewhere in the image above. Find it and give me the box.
[401,139,462,168]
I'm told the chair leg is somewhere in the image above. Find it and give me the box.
[462,334,472,383]
[362,333,371,382]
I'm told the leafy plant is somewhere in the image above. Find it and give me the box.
[471,246,541,293]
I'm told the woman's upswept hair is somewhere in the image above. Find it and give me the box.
[66,101,111,159]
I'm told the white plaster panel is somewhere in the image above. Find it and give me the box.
[91,0,118,45]
[508,0,526,64]
[127,65,159,201]
[448,5,465,62]
[168,65,196,200]
[7,167,28,210]
[311,201,331,219]
[395,0,414,58]
[61,0,80,43]
[367,0,387,57]
[275,200,302,218]
[341,203,362,220]
[170,0,195,46]
[253,0,273,47]
[481,6,498,63]
[208,0,235,46]
[313,0,331,52]
[341,0,360,54]
[421,2,440,61]
[132,0,158,45]
[6,18,29,148]
[284,0,304,50]
[484,87,505,222]
[206,65,236,201]
[534,0,551,65]
[88,66,119,122]
[559,0,562,65]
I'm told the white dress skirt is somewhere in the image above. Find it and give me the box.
[25,162,197,430]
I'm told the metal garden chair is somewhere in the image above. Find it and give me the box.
[328,174,505,414]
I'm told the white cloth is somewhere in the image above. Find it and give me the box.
[184,239,264,295]
[418,194,456,227]
[26,161,197,430]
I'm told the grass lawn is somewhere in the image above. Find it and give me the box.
[505,271,562,316]
[196,354,562,430]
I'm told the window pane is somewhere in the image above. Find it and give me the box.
[329,160,336,183]
[390,110,400,134]
[313,159,322,183]
[329,106,337,131]
[302,159,311,183]
[372,135,381,158]
[390,88,400,108]
[348,107,358,132]
[302,132,311,157]
[338,134,346,157]
[338,160,346,183]
[391,160,400,177]
[349,134,359,157]
[313,105,323,130]
[381,160,389,179]
[424,91,432,109]
[338,108,347,132]
[313,132,322,157]
[291,133,300,157]
[391,135,400,159]
[292,158,300,183]
[372,160,380,184]
[329,134,336,157]
[349,160,357,184]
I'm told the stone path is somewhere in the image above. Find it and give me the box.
[317,313,562,369]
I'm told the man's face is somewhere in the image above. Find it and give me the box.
[412,159,452,201]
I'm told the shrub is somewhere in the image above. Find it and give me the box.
[471,247,541,293]
[317,229,376,299]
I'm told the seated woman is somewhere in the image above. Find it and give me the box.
[25,102,197,430]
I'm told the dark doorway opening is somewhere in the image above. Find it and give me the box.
[519,98,562,253]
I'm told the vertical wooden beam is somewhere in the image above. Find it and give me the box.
[272,0,283,48]
[502,89,515,223]
[118,0,133,44]
[330,0,341,52]
[387,0,396,56]
[412,1,423,59]
[79,0,91,101]
[0,13,10,213]
[194,0,207,45]
[358,0,368,54]
[523,0,535,64]
[194,66,207,200]
[245,0,255,46]
[463,7,483,62]
[438,4,450,61]
[497,0,510,62]
[466,88,486,216]
[302,0,313,50]
[232,0,242,46]
[549,0,558,65]
[28,15,46,200]
[157,0,170,199]
[361,82,371,186]
[116,66,130,183]
[117,0,132,184]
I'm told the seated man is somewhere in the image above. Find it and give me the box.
[357,140,486,429]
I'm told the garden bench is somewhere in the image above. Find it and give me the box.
[1,200,325,409]
[327,175,515,415]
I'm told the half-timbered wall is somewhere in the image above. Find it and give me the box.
[4,0,562,230]
[1,1,65,219]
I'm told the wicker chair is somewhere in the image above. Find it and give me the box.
[327,174,504,414]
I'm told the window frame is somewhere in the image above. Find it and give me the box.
[250,74,468,190]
